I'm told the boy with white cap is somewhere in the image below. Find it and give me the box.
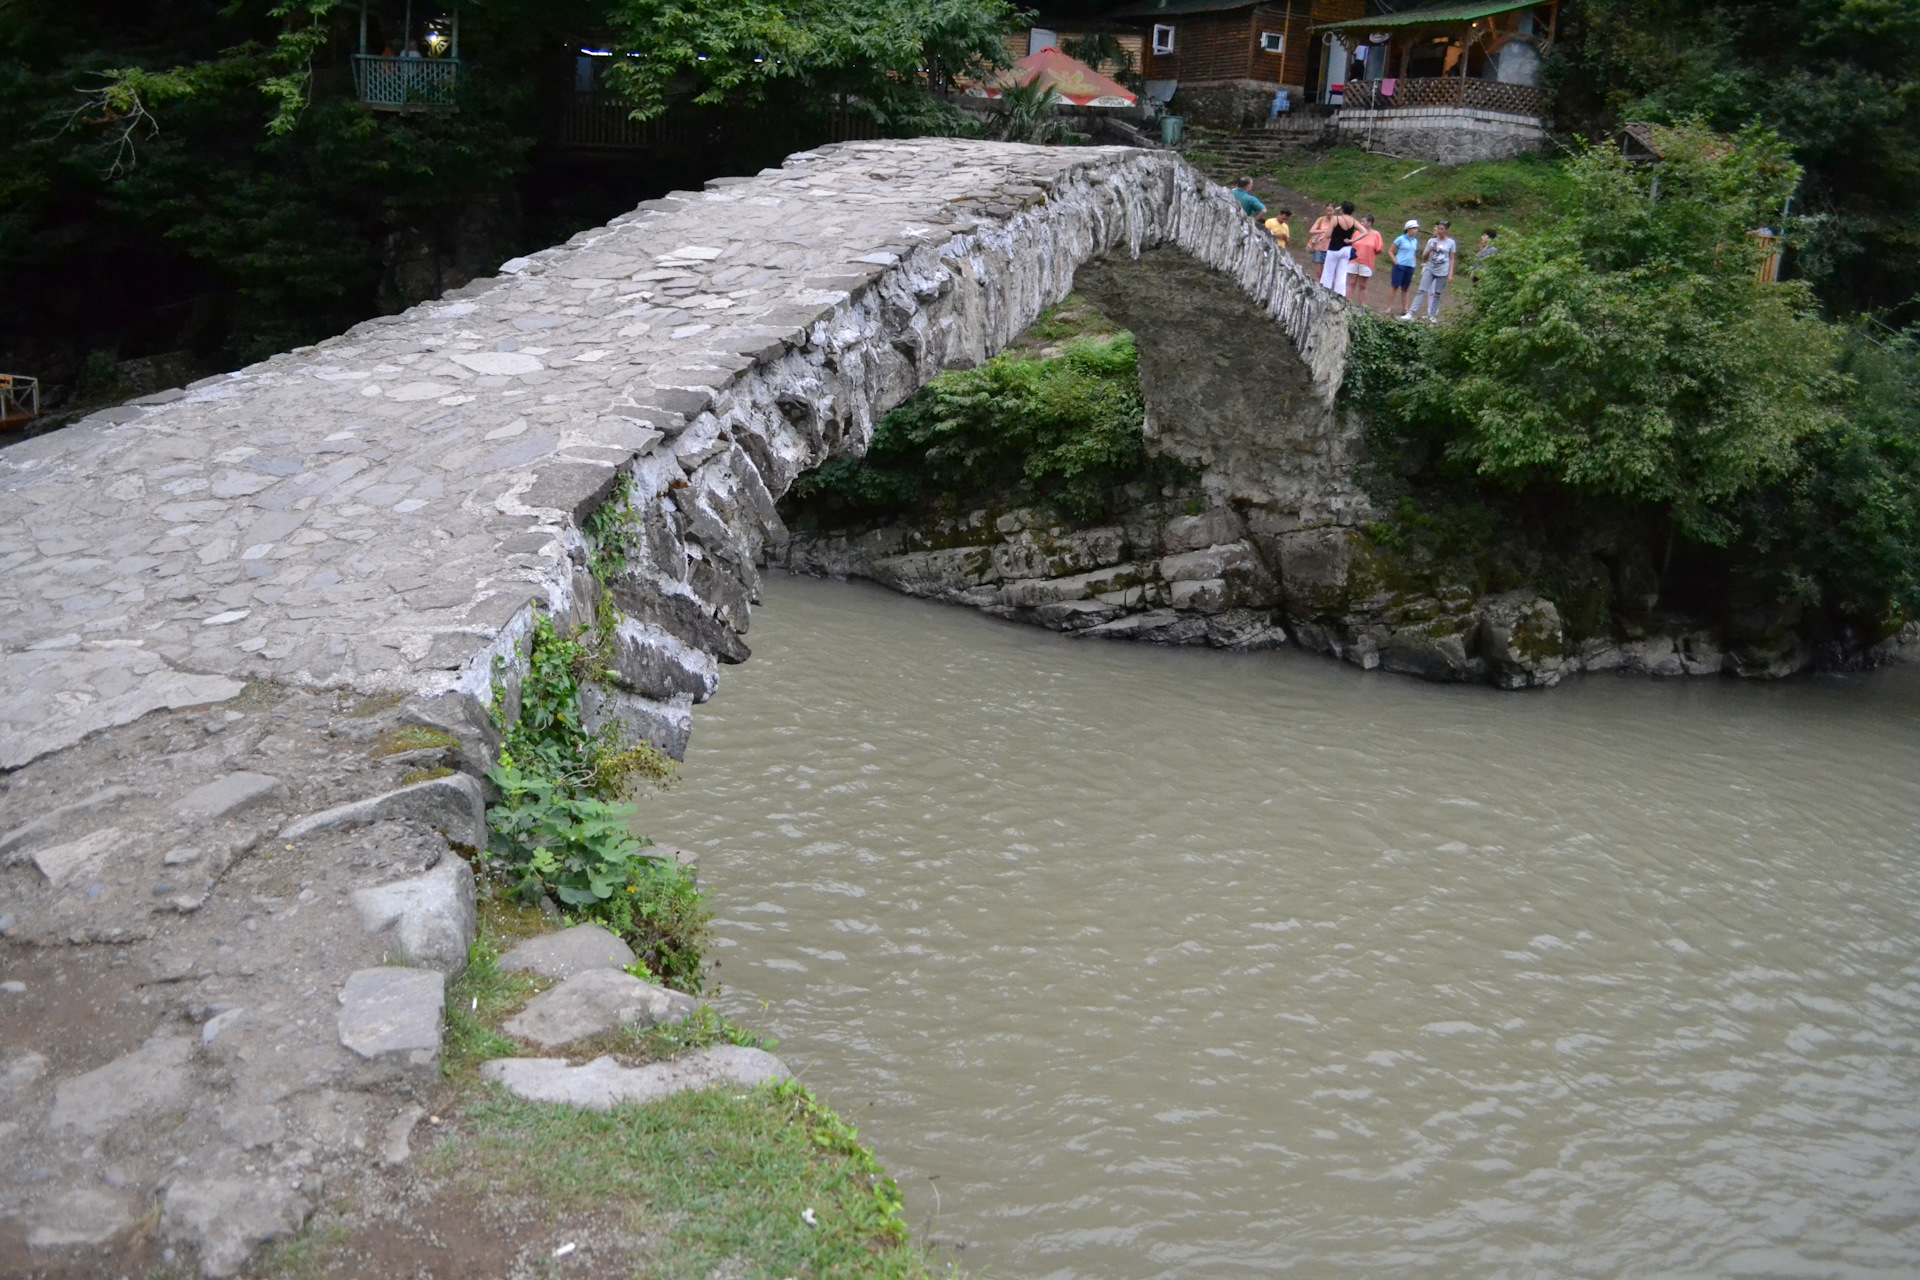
[1388,219,1420,316]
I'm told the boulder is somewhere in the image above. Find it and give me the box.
[336,967,445,1073]
[1074,609,1210,645]
[479,1045,791,1111]
[1620,635,1685,677]
[1477,592,1566,689]
[1677,630,1727,676]
[1205,609,1288,651]
[162,1177,310,1278]
[280,772,486,850]
[1380,618,1476,681]
[500,923,638,980]
[501,969,699,1049]
[351,857,477,974]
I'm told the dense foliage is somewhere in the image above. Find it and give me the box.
[1354,125,1920,636]
[0,0,1014,412]
[603,0,1018,131]
[1547,0,1920,325]
[793,332,1189,523]
[484,610,712,992]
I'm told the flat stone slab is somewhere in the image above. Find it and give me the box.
[0,647,243,772]
[479,1045,791,1111]
[500,923,636,980]
[162,1177,310,1278]
[500,968,699,1048]
[281,772,486,850]
[29,826,122,886]
[26,1186,139,1249]
[172,771,288,821]
[48,1034,193,1137]
[336,966,445,1070]
[351,856,476,973]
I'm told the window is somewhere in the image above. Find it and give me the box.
[1259,31,1285,54]
[1152,24,1176,55]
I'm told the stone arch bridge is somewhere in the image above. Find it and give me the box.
[0,139,1358,773]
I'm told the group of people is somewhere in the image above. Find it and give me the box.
[1230,178,1495,322]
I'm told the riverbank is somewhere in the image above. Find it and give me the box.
[776,295,1920,687]
[0,679,930,1279]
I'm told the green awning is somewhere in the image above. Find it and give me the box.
[1312,0,1540,32]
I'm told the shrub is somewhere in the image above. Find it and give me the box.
[793,331,1187,523]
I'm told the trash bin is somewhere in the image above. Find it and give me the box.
[1161,115,1184,146]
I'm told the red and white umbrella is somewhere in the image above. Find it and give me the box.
[973,47,1137,108]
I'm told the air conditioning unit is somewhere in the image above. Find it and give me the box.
[1152,24,1176,55]
[1259,31,1285,54]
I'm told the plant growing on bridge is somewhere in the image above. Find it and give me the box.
[486,612,706,990]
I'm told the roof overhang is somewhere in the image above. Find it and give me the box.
[1312,0,1544,33]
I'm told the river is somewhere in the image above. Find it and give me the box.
[639,574,1920,1278]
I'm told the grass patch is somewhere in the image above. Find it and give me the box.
[442,899,557,1080]
[1261,146,1576,240]
[369,724,461,757]
[565,1004,775,1068]
[428,1082,930,1280]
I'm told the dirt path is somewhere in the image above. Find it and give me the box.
[1246,176,1471,321]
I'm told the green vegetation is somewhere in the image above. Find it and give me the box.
[604,0,1018,132]
[1350,124,1920,641]
[482,485,712,989]
[0,0,1019,413]
[1263,147,1576,241]
[792,298,1189,525]
[431,1082,926,1279]
[1549,0,1920,326]
[428,900,929,1279]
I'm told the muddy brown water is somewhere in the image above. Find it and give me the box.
[642,575,1920,1278]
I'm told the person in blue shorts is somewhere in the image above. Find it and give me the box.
[1388,219,1420,316]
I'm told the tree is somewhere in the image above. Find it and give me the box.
[1420,124,1843,546]
[1546,0,1920,323]
[600,0,1019,131]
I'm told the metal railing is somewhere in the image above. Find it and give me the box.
[0,374,39,428]
[352,55,462,110]
[1340,78,1544,119]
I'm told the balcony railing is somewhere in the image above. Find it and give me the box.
[0,374,39,429]
[1341,78,1544,119]
[352,55,461,111]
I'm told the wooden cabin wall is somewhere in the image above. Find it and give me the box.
[1136,0,1363,88]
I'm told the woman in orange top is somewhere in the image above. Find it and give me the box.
[1347,214,1385,306]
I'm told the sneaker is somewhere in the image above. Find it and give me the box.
[1398,312,1414,321]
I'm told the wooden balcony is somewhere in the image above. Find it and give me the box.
[1340,78,1544,119]
[352,55,461,111]
[0,374,39,430]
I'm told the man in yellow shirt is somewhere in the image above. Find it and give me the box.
[1264,207,1292,251]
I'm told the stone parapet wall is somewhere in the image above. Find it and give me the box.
[1335,107,1549,165]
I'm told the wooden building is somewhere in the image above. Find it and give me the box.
[1106,0,1365,126]
[1312,0,1558,162]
